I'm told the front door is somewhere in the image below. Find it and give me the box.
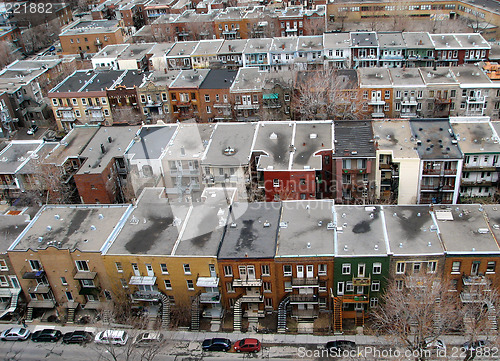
[297,265,304,278]
[66,292,73,301]
[306,265,313,278]
[247,266,255,280]
[132,263,140,276]
[146,264,154,277]
[209,264,216,277]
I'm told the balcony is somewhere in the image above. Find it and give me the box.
[170,169,200,176]
[27,283,50,294]
[144,101,163,108]
[352,277,371,286]
[28,299,55,308]
[22,267,45,280]
[466,96,486,103]
[200,292,221,303]
[290,294,318,304]
[235,104,259,110]
[213,103,231,108]
[368,98,385,105]
[371,112,385,118]
[444,169,457,175]
[434,98,451,104]
[196,276,219,288]
[342,294,369,303]
[292,309,318,319]
[73,267,97,280]
[462,165,497,171]
[240,294,264,303]
[401,97,418,106]
[462,275,490,287]
[460,292,485,303]
[131,290,162,302]
[129,276,157,286]
[233,278,262,287]
[461,180,493,186]
[292,277,319,287]
[243,309,265,318]
[422,169,441,175]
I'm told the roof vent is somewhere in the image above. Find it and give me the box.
[99,214,104,219]
[374,244,379,251]
[310,133,317,139]
[428,241,432,247]
[417,213,421,217]
[493,224,500,230]
[399,242,403,248]
[263,221,270,227]
[343,245,348,251]
[90,225,97,231]
[223,146,236,156]
[46,226,52,231]
[326,222,334,230]
[351,151,357,155]
[54,214,60,220]
[130,216,139,225]
[307,242,311,249]
[270,132,278,140]
[478,228,489,234]
[38,237,43,242]
[280,221,288,228]
[230,222,237,228]
[318,221,323,226]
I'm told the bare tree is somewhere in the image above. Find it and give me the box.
[292,68,368,121]
[0,41,16,68]
[22,20,60,55]
[372,274,460,361]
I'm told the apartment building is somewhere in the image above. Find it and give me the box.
[137,71,178,123]
[323,32,350,69]
[419,67,459,118]
[198,69,237,122]
[167,69,210,121]
[91,44,130,70]
[390,68,425,118]
[358,68,392,119]
[401,32,435,68]
[430,33,490,67]
[453,66,496,117]
[216,39,246,69]
[230,67,266,121]
[191,40,224,69]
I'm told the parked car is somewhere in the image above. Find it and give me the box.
[426,339,446,351]
[462,340,490,351]
[62,330,93,344]
[31,329,62,342]
[202,338,231,351]
[27,125,38,135]
[326,340,357,352]
[234,338,261,352]
[133,332,163,347]
[95,330,129,346]
[0,327,30,341]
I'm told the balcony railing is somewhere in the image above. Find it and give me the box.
[233,278,262,287]
[22,267,45,279]
[292,277,319,287]
[466,96,486,103]
[131,290,162,302]
[240,294,264,302]
[342,294,369,303]
[292,309,318,319]
[368,98,385,105]
[462,275,490,287]
[200,292,221,303]
[235,104,259,110]
[371,112,385,118]
[352,277,371,286]
[290,294,318,303]
[73,267,97,280]
[27,282,50,294]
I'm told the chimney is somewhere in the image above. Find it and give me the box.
[100,144,105,153]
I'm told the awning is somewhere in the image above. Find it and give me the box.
[129,276,156,286]
[196,277,219,288]
[263,93,278,99]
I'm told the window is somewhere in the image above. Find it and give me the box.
[164,280,172,289]
[318,264,327,276]
[0,276,8,287]
[487,261,496,274]
[346,281,354,292]
[337,282,344,295]
[413,263,421,273]
[396,262,405,274]
[224,265,233,277]
[396,91,401,99]
[451,261,461,273]
[273,179,279,187]
[183,264,191,274]
[283,265,292,276]
[371,281,380,292]
[427,261,437,273]
[0,260,7,271]
[226,282,234,293]
[76,260,89,272]
[206,106,211,113]
[373,262,381,274]
[187,280,194,290]
[81,279,94,287]
[261,265,270,276]
[370,298,378,308]
[75,110,81,117]
[450,90,456,98]
[319,281,327,292]
[61,277,67,285]
[204,94,210,102]
[396,279,404,290]
[342,264,351,275]
[363,91,368,99]
[120,278,128,288]
[160,264,168,274]
[385,90,390,99]
[265,298,273,308]
[115,262,123,272]
[29,259,41,271]
[263,281,271,292]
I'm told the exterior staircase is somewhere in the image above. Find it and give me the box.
[487,302,498,332]
[333,296,342,333]
[67,307,75,324]
[355,310,364,327]
[277,296,290,333]
[160,293,170,329]
[433,297,442,331]
[102,309,112,324]
[26,307,33,322]
[191,294,200,331]
[0,289,20,319]
[233,298,242,332]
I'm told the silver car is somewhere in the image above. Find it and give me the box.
[0,327,30,341]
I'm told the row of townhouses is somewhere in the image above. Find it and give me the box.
[1,119,500,207]
[47,63,500,127]
[0,190,497,334]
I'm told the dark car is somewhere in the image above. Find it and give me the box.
[62,330,93,344]
[326,340,357,352]
[202,338,231,351]
[234,338,261,352]
[31,329,62,342]
[27,125,38,135]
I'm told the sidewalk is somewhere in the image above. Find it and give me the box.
[0,321,472,346]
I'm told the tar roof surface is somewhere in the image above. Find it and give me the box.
[166,41,199,57]
[106,188,189,255]
[218,39,247,53]
[200,69,237,89]
[378,32,405,48]
[453,122,499,154]
[383,205,443,255]
[44,127,100,166]
[323,32,350,49]
[294,122,332,169]
[115,70,148,88]
[410,119,462,159]
[230,67,266,92]
[51,71,94,93]
[454,33,490,48]
[270,37,298,52]
[435,205,500,254]
[358,68,392,87]
[117,43,155,60]
[126,125,176,160]
[334,121,375,158]
[452,66,492,85]
[170,69,210,88]
[276,200,334,257]
[93,44,129,59]
[77,126,139,175]
[83,70,125,92]
[334,205,388,256]
[192,40,224,56]
[297,36,323,51]
[418,67,458,85]
[218,202,281,259]
[243,38,273,54]
[167,123,213,159]
[12,205,130,252]
[254,122,294,171]
[0,214,30,253]
[402,32,433,48]
[389,68,425,87]
[483,205,500,244]
[19,143,58,175]
[0,142,41,174]
[351,32,378,47]
[203,123,256,166]
[372,120,420,159]
[430,34,461,49]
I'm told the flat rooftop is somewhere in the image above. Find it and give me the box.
[402,32,433,49]
[451,66,492,85]
[200,69,237,89]
[218,39,247,54]
[383,205,443,256]
[243,38,273,54]
[170,69,210,88]
[430,34,461,49]
[389,68,425,87]
[297,36,323,51]
[166,41,199,57]
[270,37,298,52]
[334,121,375,158]
[44,126,100,166]
[11,204,131,252]
[105,188,189,255]
[410,119,462,159]
[167,123,214,159]
[218,202,281,259]
[276,200,334,257]
[49,70,94,93]
[93,44,129,59]
[0,214,31,253]
[323,32,350,49]
[334,205,388,257]
[351,32,378,47]
[0,142,42,174]
[378,32,405,48]
[230,67,266,92]
[358,68,392,87]
[77,126,139,175]
[372,120,420,159]
[203,123,256,166]
[83,70,125,92]
[192,40,224,56]
[434,205,500,254]
[254,121,294,171]
[452,122,499,154]
[117,43,156,60]
[483,205,500,244]
[293,122,332,169]
[454,33,490,49]
[126,125,177,160]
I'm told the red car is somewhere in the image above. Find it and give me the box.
[234,338,261,353]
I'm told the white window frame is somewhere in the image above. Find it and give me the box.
[342,263,351,275]
[372,262,381,274]
[318,264,327,276]
[115,262,123,273]
[371,280,380,292]
[396,262,405,274]
[160,263,168,274]
[224,265,233,277]
[283,265,292,276]
[183,264,191,275]
[337,281,344,295]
